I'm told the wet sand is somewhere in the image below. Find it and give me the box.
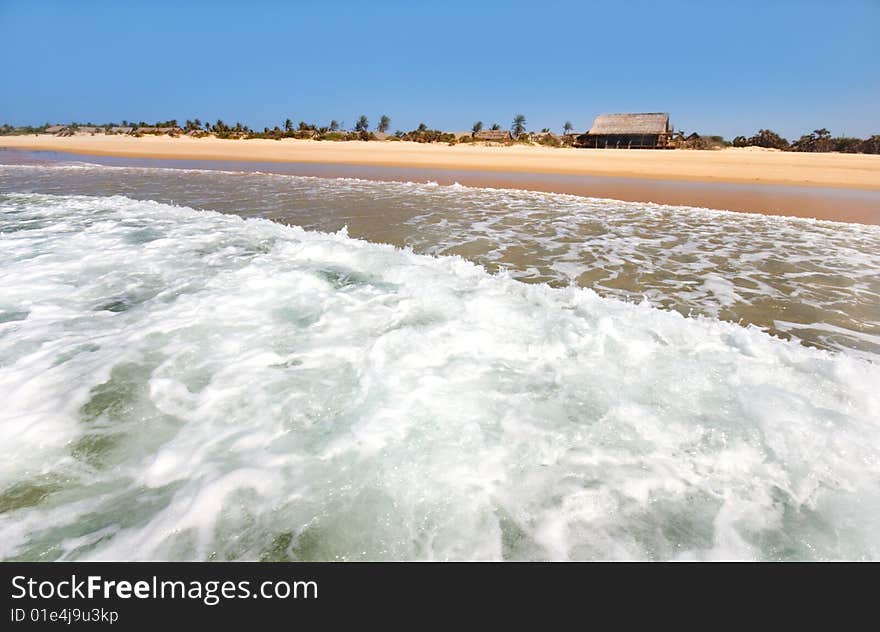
[4,147,879,224]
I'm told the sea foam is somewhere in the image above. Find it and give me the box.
[1,193,879,560]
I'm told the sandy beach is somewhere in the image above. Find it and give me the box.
[3,134,880,223]
[4,134,880,190]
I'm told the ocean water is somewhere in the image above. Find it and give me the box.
[1,159,879,560]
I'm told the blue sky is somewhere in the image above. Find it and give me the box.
[2,0,878,139]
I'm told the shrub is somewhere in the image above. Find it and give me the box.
[744,129,790,150]
[679,134,726,150]
[537,135,562,147]
[860,135,880,154]
[319,132,346,141]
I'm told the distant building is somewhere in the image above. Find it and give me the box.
[77,126,99,134]
[108,126,133,134]
[45,125,66,134]
[136,126,184,135]
[475,130,512,142]
[576,113,673,149]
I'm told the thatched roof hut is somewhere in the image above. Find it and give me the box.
[578,113,673,149]
[588,113,670,135]
[45,125,66,134]
[475,130,512,142]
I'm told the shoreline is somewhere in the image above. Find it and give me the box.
[3,134,880,189]
[2,137,880,224]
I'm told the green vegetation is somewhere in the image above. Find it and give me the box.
[0,123,48,135]
[731,129,789,150]
[788,128,878,153]
[536,133,562,147]
[4,114,878,153]
[398,125,456,143]
[724,128,879,153]
[679,133,728,150]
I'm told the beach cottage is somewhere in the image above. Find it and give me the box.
[577,113,673,149]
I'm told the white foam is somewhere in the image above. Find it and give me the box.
[1,192,879,560]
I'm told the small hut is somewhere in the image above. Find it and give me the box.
[475,130,512,142]
[577,113,673,149]
[45,125,66,135]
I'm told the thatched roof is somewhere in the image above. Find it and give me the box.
[588,113,670,135]
[45,125,66,134]
[475,130,512,141]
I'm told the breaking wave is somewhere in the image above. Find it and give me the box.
[1,193,879,560]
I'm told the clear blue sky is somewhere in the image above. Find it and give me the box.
[2,0,878,139]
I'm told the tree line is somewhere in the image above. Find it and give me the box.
[3,118,878,153]
[730,128,880,154]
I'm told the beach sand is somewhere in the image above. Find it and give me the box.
[3,134,880,223]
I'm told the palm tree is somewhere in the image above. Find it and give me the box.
[472,121,483,136]
[355,115,369,132]
[284,119,293,133]
[563,121,573,135]
[490,123,501,131]
[377,115,391,133]
[329,120,339,132]
[511,114,526,138]
[417,122,427,133]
